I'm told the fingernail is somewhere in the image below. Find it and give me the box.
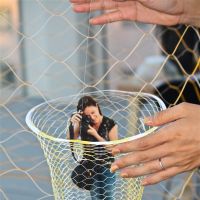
[120,172,128,178]
[89,19,96,24]
[73,6,83,12]
[112,148,120,155]
[110,165,119,173]
[143,117,153,125]
[141,179,148,186]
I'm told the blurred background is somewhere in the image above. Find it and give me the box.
[0,0,199,200]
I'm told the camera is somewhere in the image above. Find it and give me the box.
[80,114,94,140]
[80,114,93,133]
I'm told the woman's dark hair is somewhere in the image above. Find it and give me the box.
[77,96,102,115]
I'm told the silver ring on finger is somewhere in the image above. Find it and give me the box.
[158,158,165,170]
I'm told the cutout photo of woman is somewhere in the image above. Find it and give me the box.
[67,96,118,200]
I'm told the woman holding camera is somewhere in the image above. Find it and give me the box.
[68,95,118,200]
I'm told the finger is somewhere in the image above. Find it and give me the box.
[111,142,174,171]
[71,113,82,120]
[144,104,187,126]
[90,10,127,24]
[88,125,93,129]
[73,116,81,122]
[72,117,81,123]
[75,113,82,118]
[112,124,175,155]
[105,144,116,152]
[70,0,92,3]
[73,0,122,13]
[141,166,182,186]
[119,160,164,178]
[117,156,177,177]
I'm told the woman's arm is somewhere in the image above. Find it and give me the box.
[66,124,80,139]
[108,125,118,141]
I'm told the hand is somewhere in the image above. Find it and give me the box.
[110,103,200,185]
[87,125,98,137]
[70,0,200,27]
[70,112,82,127]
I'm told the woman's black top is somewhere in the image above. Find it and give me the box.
[81,116,116,166]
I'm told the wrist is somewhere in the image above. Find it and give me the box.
[95,133,105,142]
[94,131,99,138]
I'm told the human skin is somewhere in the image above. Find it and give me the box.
[110,103,200,185]
[70,0,200,27]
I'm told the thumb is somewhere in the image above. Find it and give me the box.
[144,103,186,126]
